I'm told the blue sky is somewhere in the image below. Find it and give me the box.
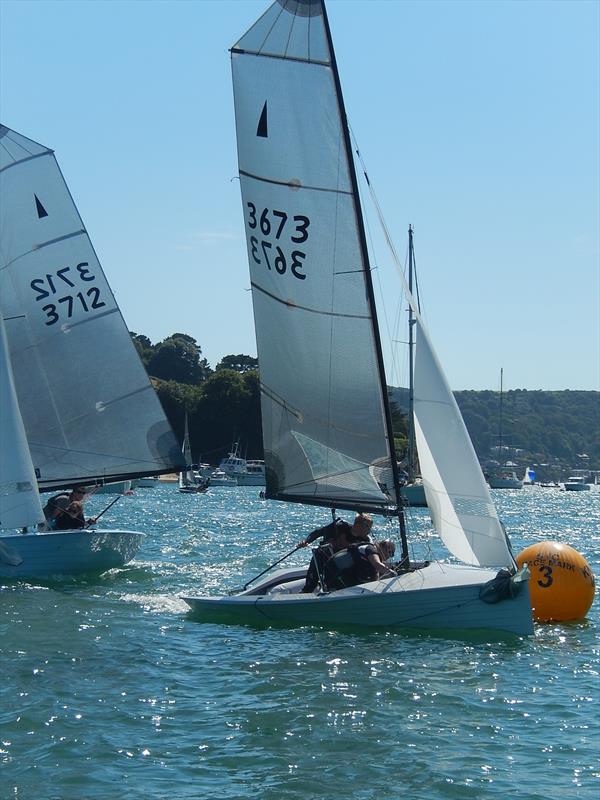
[1,0,598,390]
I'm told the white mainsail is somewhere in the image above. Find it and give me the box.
[0,126,184,490]
[0,313,45,530]
[179,413,195,488]
[231,0,397,511]
[232,0,513,568]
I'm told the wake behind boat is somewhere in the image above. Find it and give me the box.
[183,0,533,637]
[0,126,184,579]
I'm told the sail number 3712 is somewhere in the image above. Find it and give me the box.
[30,262,106,326]
[246,203,309,280]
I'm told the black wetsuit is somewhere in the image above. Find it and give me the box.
[301,520,352,593]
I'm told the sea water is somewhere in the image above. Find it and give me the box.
[2,485,599,799]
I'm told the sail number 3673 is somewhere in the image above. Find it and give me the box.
[30,262,106,326]
[246,203,309,280]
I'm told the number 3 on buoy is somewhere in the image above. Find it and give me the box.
[516,541,596,622]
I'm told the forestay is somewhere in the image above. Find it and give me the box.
[0,126,184,490]
[231,0,397,512]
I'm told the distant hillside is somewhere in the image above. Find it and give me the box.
[390,388,599,481]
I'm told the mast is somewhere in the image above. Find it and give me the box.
[499,367,504,464]
[320,0,409,561]
[407,225,416,482]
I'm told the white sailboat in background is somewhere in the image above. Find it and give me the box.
[0,125,185,578]
[399,225,426,508]
[488,368,523,489]
[183,0,533,636]
[178,414,208,493]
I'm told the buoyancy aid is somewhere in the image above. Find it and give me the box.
[41,493,70,528]
[323,544,377,591]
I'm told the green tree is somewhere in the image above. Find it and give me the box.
[196,369,253,459]
[130,332,154,368]
[148,333,211,384]
[216,354,258,373]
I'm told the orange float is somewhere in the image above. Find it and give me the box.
[516,541,596,622]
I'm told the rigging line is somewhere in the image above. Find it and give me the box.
[250,281,370,319]
[350,136,424,329]
[348,126,408,389]
[239,169,352,196]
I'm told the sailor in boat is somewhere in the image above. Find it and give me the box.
[298,512,373,550]
[299,513,374,593]
[42,486,96,531]
[323,539,397,592]
[54,501,85,531]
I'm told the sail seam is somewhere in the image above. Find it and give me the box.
[251,281,370,319]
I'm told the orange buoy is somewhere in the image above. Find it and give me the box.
[516,541,596,622]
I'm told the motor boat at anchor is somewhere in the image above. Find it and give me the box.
[236,459,266,486]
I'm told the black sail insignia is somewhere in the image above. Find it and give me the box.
[34,194,48,218]
[257,102,268,138]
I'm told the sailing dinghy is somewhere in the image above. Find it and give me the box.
[398,225,427,508]
[183,0,533,636]
[0,125,184,579]
[178,413,208,493]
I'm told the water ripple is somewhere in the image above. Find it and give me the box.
[1,485,598,799]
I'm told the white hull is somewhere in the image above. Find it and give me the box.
[137,477,159,487]
[236,473,266,487]
[209,476,237,487]
[0,529,143,579]
[488,478,523,489]
[183,562,533,637]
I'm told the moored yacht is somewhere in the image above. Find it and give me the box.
[563,475,590,492]
[236,460,266,486]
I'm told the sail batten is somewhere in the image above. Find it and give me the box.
[232,47,329,67]
[239,169,353,196]
[251,284,370,319]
